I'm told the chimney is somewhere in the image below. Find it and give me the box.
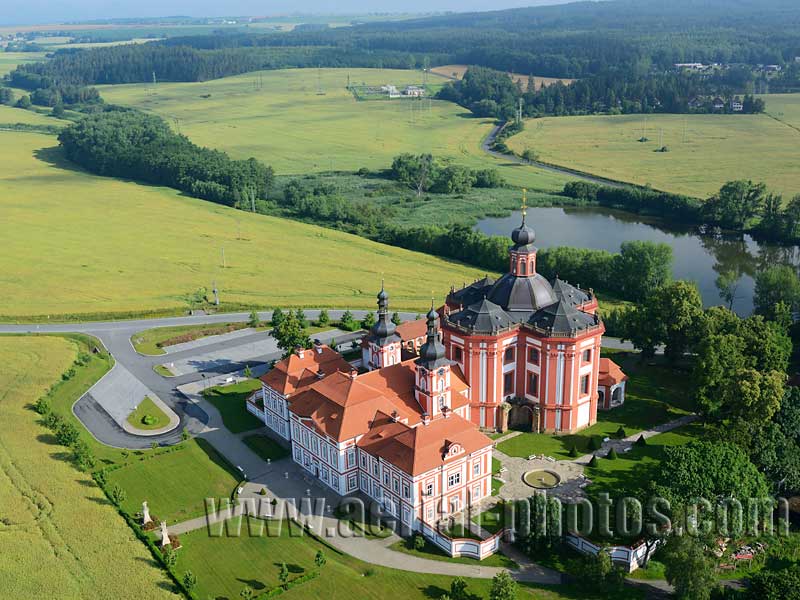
[442,406,450,419]
[391,410,399,423]
[295,347,305,359]
[349,369,358,380]
[313,339,323,354]
[422,412,431,426]
[316,366,325,380]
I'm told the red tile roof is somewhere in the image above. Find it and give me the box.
[395,318,428,342]
[260,344,350,396]
[358,412,492,476]
[598,358,627,387]
[288,359,470,443]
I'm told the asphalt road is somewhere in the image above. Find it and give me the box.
[0,309,636,449]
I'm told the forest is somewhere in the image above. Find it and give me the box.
[58,110,274,207]
[7,0,800,98]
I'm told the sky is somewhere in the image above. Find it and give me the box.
[2,1,571,26]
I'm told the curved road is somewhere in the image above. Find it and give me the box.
[482,123,625,188]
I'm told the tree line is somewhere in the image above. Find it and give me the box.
[58,110,274,208]
[565,179,800,244]
[439,66,766,120]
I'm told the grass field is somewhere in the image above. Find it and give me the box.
[507,104,800,198]
[106,439,240,523]
[0,336,171,598]
[430,64,575,92]
[497,353,694,459]
[0,130,490,320]
[173,521,639,600]
[242,433,290,462]
[98,67,570,191]
[202,379,264,433]
[0,52,46,76]
[126,396,171,430]
[0,104,68,127]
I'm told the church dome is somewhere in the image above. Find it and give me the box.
[511,222,536,247]
[487,273,557,314]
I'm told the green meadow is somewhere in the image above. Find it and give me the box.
[0,52,46,76]
[0,336,171,598]
[99,67,569,191]
[0,130,488,320]
[507,103,800,198]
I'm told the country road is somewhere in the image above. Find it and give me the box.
[482,123,625,188]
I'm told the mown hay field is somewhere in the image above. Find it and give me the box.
[0,335,171,599]
[98,67,569,191]
[430,63,576,91]
[506,103,800,198]
[0,131,489,319]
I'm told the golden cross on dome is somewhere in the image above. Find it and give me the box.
[521,188,528,219]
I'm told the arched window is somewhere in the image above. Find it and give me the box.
[520,262,527,275]
[438,378,445,392]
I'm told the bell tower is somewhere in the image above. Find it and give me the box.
[362,283,402,371]
[509,189,538,277]
[415,305,453,420]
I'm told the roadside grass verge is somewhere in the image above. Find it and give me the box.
[202,379,264,433]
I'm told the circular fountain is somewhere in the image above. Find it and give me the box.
[522,469,562,489]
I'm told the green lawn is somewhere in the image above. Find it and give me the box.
[131,322,251,355]
[497,354,693,460]
[99,67,570,192]
[203,379,265,434]
[388,538,518,569]
[153,364,175,377]
[472,503,506,535]
[126,396,171,430]
[173,520,617,600]
[584,421,706,497]
[242,433,290,462]
[507,105,800,198]
[106,438,240,523]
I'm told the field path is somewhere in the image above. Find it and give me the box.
[482,123,625,188]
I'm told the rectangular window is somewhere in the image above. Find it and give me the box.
[583,349,592,362]
[348,474,357,491]
[581,374,590,395]
[346,448,356,469]
[504,347,514,364]
[393,477,400,493]
[360,453,367,468]
[503,371,514,396]
[402,483,410,498]
[473,461,481,477]
[448,472,461,488]
[528,372,539,397]
[425,482,434,496]
[372,461,379,476]
[528,347,540,365]
[384,472,390,486]
[454,346,463,362]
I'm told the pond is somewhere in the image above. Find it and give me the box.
[477,207,800,315]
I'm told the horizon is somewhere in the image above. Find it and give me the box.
[0,0,576,27]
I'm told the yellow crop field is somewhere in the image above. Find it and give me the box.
[98,67,569,191]
[506,105,800,198]
[0,131,489,319]
[0,335,171,598]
